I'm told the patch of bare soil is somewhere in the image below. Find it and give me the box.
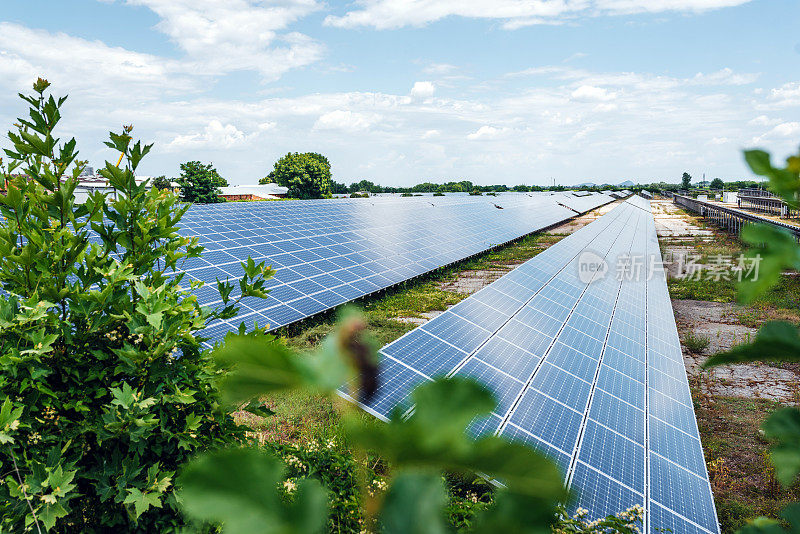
[674,300,800,403]
[439,266,518,294]
[652,200,714,238]
[396,310,443,325]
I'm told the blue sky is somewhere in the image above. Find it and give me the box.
[1,0,799,186]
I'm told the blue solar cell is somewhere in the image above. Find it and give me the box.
[472,336,540,381]
[455,358,525,416]
[569,462,644,522]
[508,388,581,453]
[421,312,492,354]
[383,330,468,378]
[530,362,593,412]
[649,418,707,477]
[649,453,718,533]
[588,388,645,444]
[502,423,572,477]
[649,502,710,534]
[578,420,644,491]
[649,389,698,436]
[595,365,645,407]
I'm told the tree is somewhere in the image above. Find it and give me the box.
[0,80,272,531]
[331,181,348,195]
[151,175,172,190]
[262,152,332,199]
[681,172,692,189]
[710,177,725,190]
[178,161,226,203]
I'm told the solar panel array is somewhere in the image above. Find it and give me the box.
[177,192,612,340]
[340,196,719,533]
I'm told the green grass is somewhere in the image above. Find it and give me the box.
[683,331,711,353]
[694,395,800,533]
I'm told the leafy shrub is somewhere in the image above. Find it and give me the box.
[433,191,445,196]
[262,152,332,199]
[469,189,482,196]
[350,192,368,198]
[400,192,413,197]
[178,160,226,203]
[0,79,271,531]
[151,174,173,190]
[683,331,711,353]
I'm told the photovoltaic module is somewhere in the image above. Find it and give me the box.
[339,196,719,533]
[175,192,613,341]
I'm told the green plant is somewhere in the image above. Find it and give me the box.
[469,189,482,196]
[179,310,645,533]
[684,331,711,353]
[151,174,172,190]
[0,79,272,531]
[178,160,227,203]
[705,144,800,533]
[262,152,332,199]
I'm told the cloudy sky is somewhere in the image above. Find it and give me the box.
[1,0,798,186]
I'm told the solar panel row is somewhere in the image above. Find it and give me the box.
[339,196,719,533]
[177,192,613,341]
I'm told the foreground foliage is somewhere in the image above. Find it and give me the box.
[180,314,644,533]
[705,144,800,532]
[0,80,270,531]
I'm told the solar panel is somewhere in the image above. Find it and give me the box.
[177,192,613,341]
[340,195,719,533]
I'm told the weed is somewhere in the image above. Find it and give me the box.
[684,331,711,353]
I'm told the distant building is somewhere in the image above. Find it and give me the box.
[219,183,288,201]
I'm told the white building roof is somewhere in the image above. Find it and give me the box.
[219,183,289,197]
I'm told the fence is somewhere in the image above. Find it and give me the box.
[673,194,800,239]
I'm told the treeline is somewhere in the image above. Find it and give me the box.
[332,179,588,195]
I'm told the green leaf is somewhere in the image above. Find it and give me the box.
[179,448,328,534]
[704,321,800,368]
[0,398,23,444]
[763,409,800,486]
[744,150,773,177]
[214,336,348,405]
[380,471,448,534]
[123,487,163,519]
[738,224,800,303]
[738,502,800,533]
[38,501,69,531]
[241,399,275,419]
[345,378,566,504]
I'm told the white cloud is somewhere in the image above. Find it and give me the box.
[771,122,800,137]
[324,0,754,30]
[410,81,436,99]
[422,129,440,139]
[769,82,800,108]
[571,85,616,102]
[691,67,758,86]
[167,120,252,150]
[313,110,380,132]
[124,0,324,79]
[467,126,508,140]
[748,115,782,126]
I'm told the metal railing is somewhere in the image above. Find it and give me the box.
[673,194,800,239]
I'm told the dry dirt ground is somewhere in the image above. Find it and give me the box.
[652,199,800,403]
